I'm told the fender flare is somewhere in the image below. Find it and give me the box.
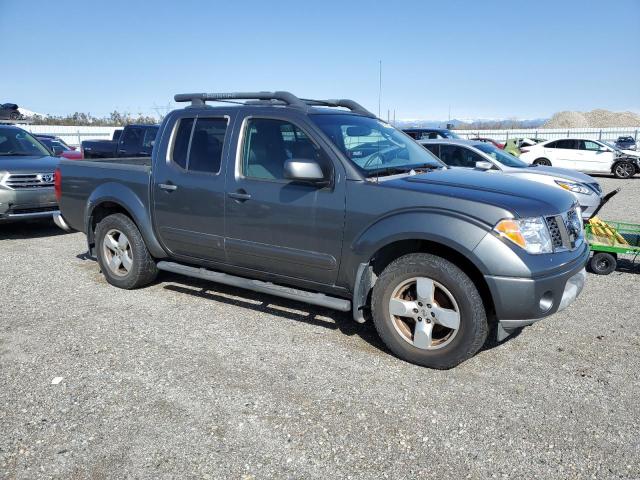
[85,182,167,258]
[348,210,492,281]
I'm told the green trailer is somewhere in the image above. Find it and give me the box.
[585,189,640,275]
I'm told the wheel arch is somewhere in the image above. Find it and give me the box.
[85,183,166,258]
[348,212,496,318]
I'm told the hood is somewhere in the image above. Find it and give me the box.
[621,149,640,158]
[520,165,597,184]
[382,168,576,219]
[0,155,60,173]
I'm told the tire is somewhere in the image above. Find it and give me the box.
[371,253,488,369]
[613,162,635,179]
[533,158,551,166]
[589,252,616,275]
[9,111,20,120]
[95,213,158,289]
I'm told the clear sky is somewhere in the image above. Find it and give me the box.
[1,0,639,120]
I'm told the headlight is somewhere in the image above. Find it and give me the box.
[494,217,553,254]
[555,180,592,195]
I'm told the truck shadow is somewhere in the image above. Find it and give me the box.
[161,274,387,352]
[161,273,517,355]
[0,219,69,240]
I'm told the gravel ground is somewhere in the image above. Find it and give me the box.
[1,176,639,479]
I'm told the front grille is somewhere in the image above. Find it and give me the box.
[1,173,55,189]
[546,216,564,249]
[545,206,584,252]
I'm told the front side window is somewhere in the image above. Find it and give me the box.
[143,127,159,149]
[242,118,326,180]
[170,117,227,173]
[439,145,483,168]
[581,140,601,151]
[312,114,443,176]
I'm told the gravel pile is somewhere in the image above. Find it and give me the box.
[544,109,640,128]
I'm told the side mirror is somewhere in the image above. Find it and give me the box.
[598,145,609,152]
[475,161,493,171]
[51,145,64,156]
[284,159,328,185]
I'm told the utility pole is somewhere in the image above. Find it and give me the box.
[378,60,382,118]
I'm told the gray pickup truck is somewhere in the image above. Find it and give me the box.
[54,91,588,369]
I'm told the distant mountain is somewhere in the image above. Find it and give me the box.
[18,107,45,118]
[395,118,548,129]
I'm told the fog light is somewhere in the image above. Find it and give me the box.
[539,291,554,312]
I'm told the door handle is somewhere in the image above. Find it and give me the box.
[228,191,251,201]
[159,183,178,192]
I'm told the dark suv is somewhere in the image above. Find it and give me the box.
[54,91,588,369]
[615,136,636,151]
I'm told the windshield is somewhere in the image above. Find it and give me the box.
[443,130,461,139]
[0,128,51,157]
[474,143,529,168]
[311,114,445,176]
[602,141,621,152]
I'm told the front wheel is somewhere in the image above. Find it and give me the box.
[613,162,635,179]
[371,253,488,369]
[95,213,158,289]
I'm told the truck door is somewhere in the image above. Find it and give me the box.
[152,112,233,262]
[224,116,346,285]
[117,127,145,157]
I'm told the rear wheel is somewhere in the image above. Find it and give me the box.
[95,213,158,289]
[589,252,617,275]
[533,158,551,166]
[371,253,488,369]
[9,111,20,120]
[613,162,635,179]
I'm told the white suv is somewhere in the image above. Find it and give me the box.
[519,138,637,179]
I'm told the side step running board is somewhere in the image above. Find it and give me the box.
[157,261,351,312]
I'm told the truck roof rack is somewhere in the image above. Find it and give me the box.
[173,91,376,117]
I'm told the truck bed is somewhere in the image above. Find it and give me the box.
[57,157,152,233]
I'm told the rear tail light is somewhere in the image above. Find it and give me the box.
[54,168,62,201]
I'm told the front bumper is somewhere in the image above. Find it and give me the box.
[484,242,589,334]
[0,187,58,221]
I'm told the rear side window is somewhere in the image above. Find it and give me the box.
[121,127,144,148]
[555,140,576,149]
[170,117,228,174]
[143,127,159,149]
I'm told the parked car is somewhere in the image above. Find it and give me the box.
[55,91,588,369]
[403,128,461,140]
[469,137,504,149]
[615,136,636,151]
[0,103,24,121]
[35,135,83,160]
[504,137,546,157]
[420,139,603,218]
[0,125,60,222]
[81,124,158,159]
[519,138,638,179]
